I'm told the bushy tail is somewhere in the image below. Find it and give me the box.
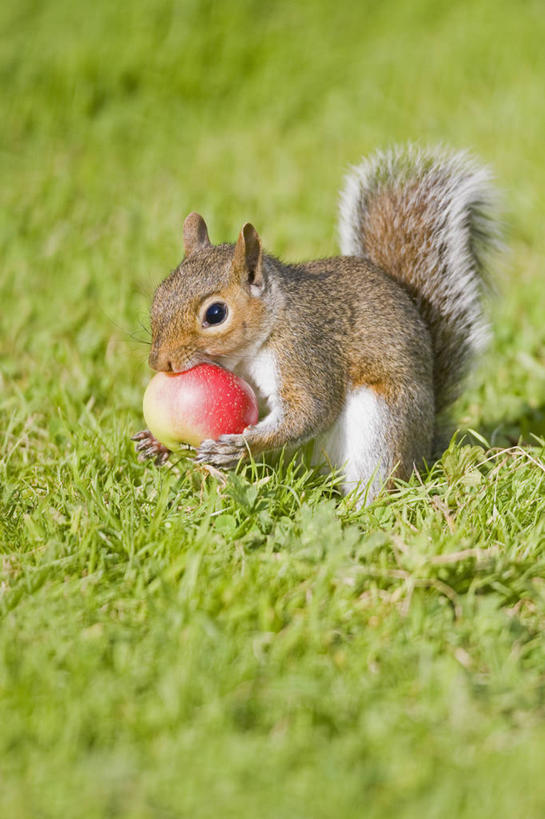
[338,144,501,413]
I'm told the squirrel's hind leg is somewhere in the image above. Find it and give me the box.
[311,386,393,505]
[312,384,433,506]
[313,381,434,506]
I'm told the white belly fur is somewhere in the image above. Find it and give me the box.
[312,386,391,504]
[235,347,282,427]
[240,347,278,404]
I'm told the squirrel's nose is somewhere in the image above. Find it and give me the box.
[148,348,173,372]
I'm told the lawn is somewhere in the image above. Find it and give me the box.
[2,0,545,816]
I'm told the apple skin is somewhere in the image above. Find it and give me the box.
[142,364,259,450]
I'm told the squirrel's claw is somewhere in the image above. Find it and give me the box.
[195,434,248,469]
[131,430,150,442]
[131,429,171,466]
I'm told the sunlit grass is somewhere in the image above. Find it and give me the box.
[2,0,545,816]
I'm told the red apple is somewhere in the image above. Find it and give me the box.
[142,364,259,450]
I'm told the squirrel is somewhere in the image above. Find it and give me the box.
[133,144,500,504]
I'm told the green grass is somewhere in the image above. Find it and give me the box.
[2,0,545,815]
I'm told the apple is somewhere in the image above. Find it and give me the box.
[142,363,259,450]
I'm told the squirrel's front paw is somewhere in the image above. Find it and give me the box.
[194,434,249,469]
[131,429,171,466]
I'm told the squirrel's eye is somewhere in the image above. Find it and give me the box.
[204,302,228,326]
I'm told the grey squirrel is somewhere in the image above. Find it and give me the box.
[134,144,500,504]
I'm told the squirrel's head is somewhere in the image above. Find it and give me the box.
[149,213,271,373]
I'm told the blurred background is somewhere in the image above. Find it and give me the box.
[3,0,545,443]
[1,0,545,432]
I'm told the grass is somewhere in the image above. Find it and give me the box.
[2,0,545,815]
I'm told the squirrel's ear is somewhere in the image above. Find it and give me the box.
[233,223,263,292]
[183,212,211,257]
